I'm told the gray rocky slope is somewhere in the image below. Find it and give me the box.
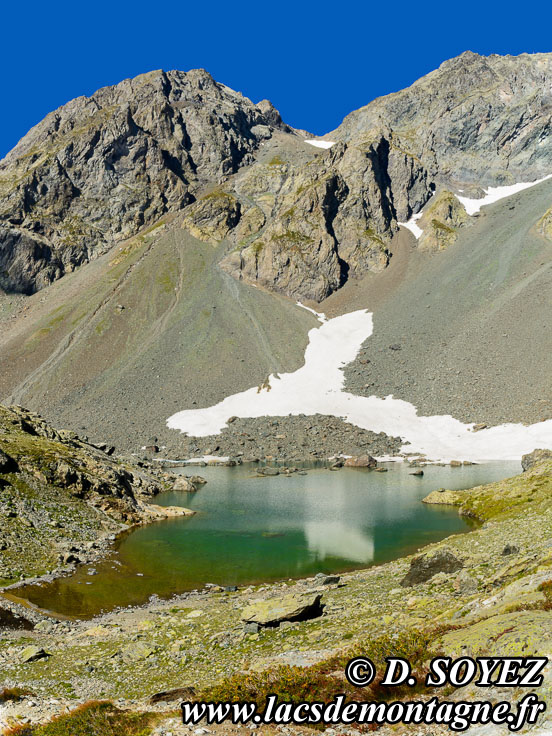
[0,51,551,450]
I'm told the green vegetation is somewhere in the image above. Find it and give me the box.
[204,628,445,713]
[201,189,234,202]
[458,461,552,522]
[363,227,388,250]
[271,230,314,246]
[156,260,179,293]
[58,216,94,248]
[431,218,455,234]
[4,702,161,736]
[0,687,34,704]
[142,220,166,236]
[268,155,285,167]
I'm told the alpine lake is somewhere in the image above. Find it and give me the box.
[14,460,520,619]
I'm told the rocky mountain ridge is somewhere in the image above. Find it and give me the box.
[332,51,552,187]
[2,51,551,301]
[0,68,290,294]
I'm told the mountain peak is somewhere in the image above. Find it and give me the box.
[0,68,295,293]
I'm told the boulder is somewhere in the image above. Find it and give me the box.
[422,489,461,506]
[521,449,552,472]
[502,544,519,556]
[62,551,80,565]
[314,573,340,585]
[95,442,115,455]
[190,475,207,486]
[241,592,323,627]
[21,646,50,663]
[173,476,196,491]
[143,504,195,519]
[257,467,280,476]
[243,622,260,634]
[400,548,463,587]
[149,686,196,705]
[124,642,156,662]
[0,448,16,472]
[344,455,377,468]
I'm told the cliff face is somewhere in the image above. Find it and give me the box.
[220,134,430,300]
[333,51,552,187]
[0,69,284,294]
[1,52,551,301]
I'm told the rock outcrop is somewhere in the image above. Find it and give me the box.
[537,207,552,239]
[221,134,431,300]
[418,191,469,250]
[0,404,184,582]
[521,448,552,472]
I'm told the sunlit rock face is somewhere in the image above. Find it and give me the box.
[0,69,279,294]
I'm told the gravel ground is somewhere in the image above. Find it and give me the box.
[340,178,552,426]
[158,413,403,462]
[1,172,551,451]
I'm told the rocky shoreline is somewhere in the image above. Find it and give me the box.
[0,405,201,592]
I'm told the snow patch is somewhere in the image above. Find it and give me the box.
[398,212,424,240]
[457,175,552,215]
[296,301,328,323]
[398,175,552,240]
[182,455,230,464]
[167,310,552,463]
[305,139,336,149]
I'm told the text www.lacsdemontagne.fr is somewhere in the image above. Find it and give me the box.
[181,693,545,732]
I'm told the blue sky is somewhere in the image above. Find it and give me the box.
[1,0,550,157]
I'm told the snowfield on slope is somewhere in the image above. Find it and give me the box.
[400,174,552,239]
[304,139,336,149]
[167,309,552,463]
[456,174,552,215]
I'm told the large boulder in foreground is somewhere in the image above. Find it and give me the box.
[400,548,463,587]
[241,592,323,627]
[521,449,552,472]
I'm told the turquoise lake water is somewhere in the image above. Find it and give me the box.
[16,460,519,618]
